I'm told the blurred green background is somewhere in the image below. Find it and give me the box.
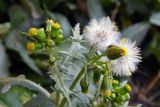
[0,0,160,107]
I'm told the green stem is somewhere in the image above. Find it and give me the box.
[59,48,95,107]
[88,54,104,66]
[56,91,60,105]
[59,66,86,107]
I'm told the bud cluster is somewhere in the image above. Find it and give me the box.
[103,80,131,107]
[26,19,64,64]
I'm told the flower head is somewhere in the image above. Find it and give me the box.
[83,17,120,51]
[26,42,35,51]
[28,28,38,36]
[108,38,141,76]
[52,22,61,29]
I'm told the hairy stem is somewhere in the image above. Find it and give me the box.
[59,48,95,107]
[59,66,86,107]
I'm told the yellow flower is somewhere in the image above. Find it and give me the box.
[26,42,35,51]
[101,89,111,97]
[119,47,127,56]
[46,19,54,24]
[28,28,38,36]
[52,22,61,29]
[112,79,119,85]
[125,84,131,92]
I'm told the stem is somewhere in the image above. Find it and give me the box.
[88,54,104,66]
[56,91,60,105]
[59,48,95,107]
[59,66,86,107]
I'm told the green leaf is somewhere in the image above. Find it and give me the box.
[20,0,43,19]
[0,40,9,77]
[87,0,105,18]
[122,22,150,45]
[9,5,29,27]
[5,30,42,75]
[0,22,11,36]
[0,77,55,107]
[149,12,160,26]
[0,85,35,107]
[123,0,148,15]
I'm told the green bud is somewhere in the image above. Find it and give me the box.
[80,76,90,94]
[93,66,102,83]
[110,92,116,100]
[26,42,42,52]
[34,42,43,49]
[55,34,64,44]
[116,84,131,95]
[106,45,127,60]
[101,64,108,75]
[46,24,52,32]
[49,56,56,64]
[47,38,55,46]
[100,76,112,97]
[46,19,54,32]
[115,95,125,104]
[122,93,130,101]
[50,29,61,39]
[37,28,46,41]
[112,79,119,90]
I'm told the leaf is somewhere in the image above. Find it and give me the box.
[123,0,148,15]
[23,93,56,107]
[20,0,43,19]
[4,30,42,75]
[71,23,83,41]
[0,40,9,77]
[42,0,65,10]
[0,85,35,107]
[87,0,105,18]
[0,22,11,36]
[122,22,150,45]
[9,5,29,27]
[149,12,160,26]
[0,77,54,107]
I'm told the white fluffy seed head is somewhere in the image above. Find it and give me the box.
[108,39,141,76]
[83,17,120,51]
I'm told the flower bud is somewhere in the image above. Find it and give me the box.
[52,22,61,29]
[46,19,54,32]
[122,93,130,101]
[27,42,35,51]
[106,45,127,60]
[116,84,132,95]
[26,42,42,52]
[110,92,116,100]
[47,38,55,47]
[101,64,108,75]
[28,27,38,37]
[49,56,56,64]
[125,84,131,92]
[112,79,119,90]
[55,34,64,44]
[37,28,46,41]
[115,95,125,105]
[93,66,102,83]
[100,76,112,97]
[80,76,90,94]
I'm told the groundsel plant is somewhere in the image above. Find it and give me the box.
[25,17,141,107]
